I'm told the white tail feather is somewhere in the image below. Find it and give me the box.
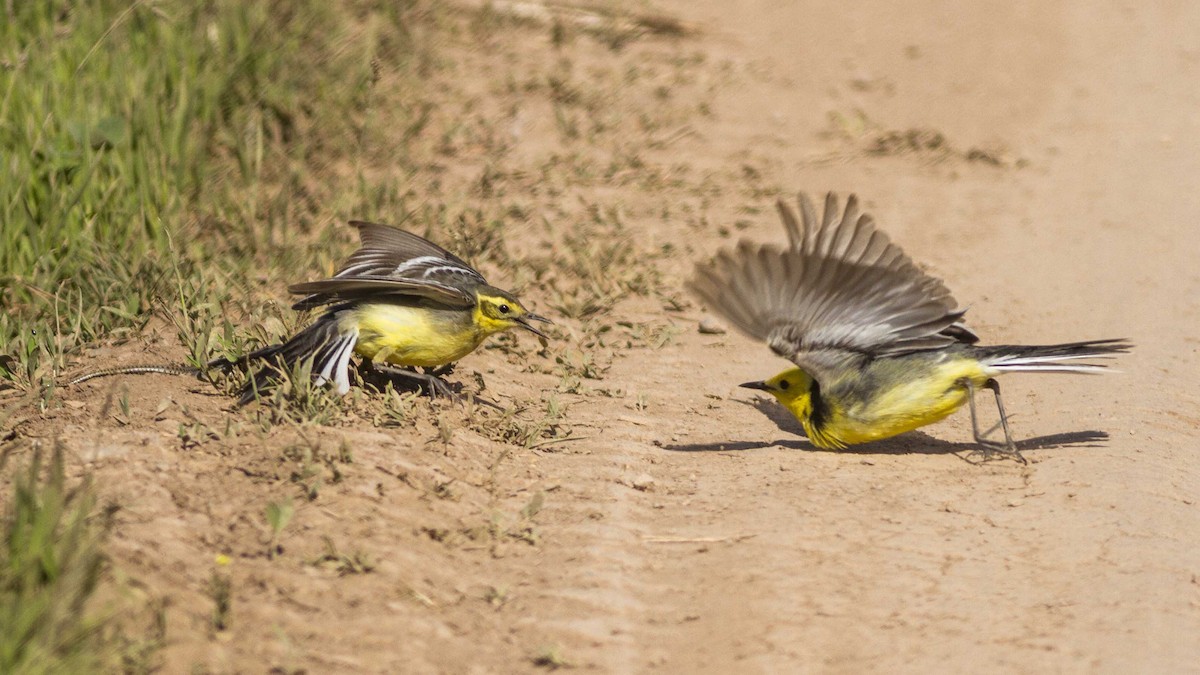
[989,363,1114,375]
[991,353,1120,365]
[331,331,358,394]
[313,331,359,394]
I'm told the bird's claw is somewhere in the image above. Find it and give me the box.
[963,439,1027,465]
[368,363,462,402]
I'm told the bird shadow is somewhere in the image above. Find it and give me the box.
[661,396,1110,461]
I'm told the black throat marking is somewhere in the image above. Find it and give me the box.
[807,378,830,432]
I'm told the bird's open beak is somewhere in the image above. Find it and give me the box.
[739,380,770,391]
[516,313,552,339]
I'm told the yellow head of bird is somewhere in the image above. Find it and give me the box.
[474,288,551,338]
[740,367,814,408]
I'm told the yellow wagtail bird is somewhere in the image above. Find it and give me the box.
[71,221,550,402]
[688,192,1130,462]
[235,221,550,401]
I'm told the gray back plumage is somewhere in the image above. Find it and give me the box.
[689,192,974,382]
[290,221,488,310]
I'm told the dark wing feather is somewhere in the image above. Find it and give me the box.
[337,221,481,278]
[291,221,485,310]
[689,191,971,382]
[289,276,475,308]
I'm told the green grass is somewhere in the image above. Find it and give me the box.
[0,443,123,673]
[0,0,415,388]
[0,1,426,667]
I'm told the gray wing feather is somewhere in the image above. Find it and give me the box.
[291,221,485,310]
[689,191,973,381]
[288,276,475,308]
[337,221,482,279]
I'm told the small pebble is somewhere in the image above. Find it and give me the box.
[698,317,726,335]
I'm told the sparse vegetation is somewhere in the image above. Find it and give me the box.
[0,0,1163,671]
[820,108,1021,167]
[309,536,374,577]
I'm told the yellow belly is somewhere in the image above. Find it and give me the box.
[803,357,991,447]
[349,303,482,368]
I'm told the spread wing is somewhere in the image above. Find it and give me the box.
[290,221,486,310]
[688,192,973,382]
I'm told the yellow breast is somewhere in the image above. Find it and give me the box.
[349,303,482,368]
[800,356,992,448]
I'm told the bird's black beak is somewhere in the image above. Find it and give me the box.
[516,313,552,339]
[739,380,770,391]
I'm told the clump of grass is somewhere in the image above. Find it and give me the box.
[374,384,422,427]
[309,536,375,577]
[0,442,127,672]
[246,355,351,428]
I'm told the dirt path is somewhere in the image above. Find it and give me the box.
[486,2,1200,672]
[16,1,1199,672]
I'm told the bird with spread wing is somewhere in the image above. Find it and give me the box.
[72,221,550,403]
[688,192,1130,462]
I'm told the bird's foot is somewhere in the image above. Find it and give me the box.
[963,439,1027,465]
[426,363,456,378]
[962,377,1027,465]
[369,364,462,401]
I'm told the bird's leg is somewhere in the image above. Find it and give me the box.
[427,363,456,378]
[964,378,1027,465]
[983,379,1023,460]
[371,363,459,400]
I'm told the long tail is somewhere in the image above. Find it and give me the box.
[974,338,1132,374]
[233,310,359,404]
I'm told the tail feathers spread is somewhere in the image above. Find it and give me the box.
[238,312,359,404]
[978,338,1132,374]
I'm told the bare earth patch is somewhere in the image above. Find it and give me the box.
[3,1,1199,672]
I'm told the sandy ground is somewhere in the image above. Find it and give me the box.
[9,1,1200,672]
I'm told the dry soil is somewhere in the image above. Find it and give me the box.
[8,1,1200,673]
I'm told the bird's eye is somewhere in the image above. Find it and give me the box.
[779,380,790,390]
[498,304,511,314]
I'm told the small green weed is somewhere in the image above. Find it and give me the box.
[0,443,126,672]
[309,537,375,577]
[264,497,295,560]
